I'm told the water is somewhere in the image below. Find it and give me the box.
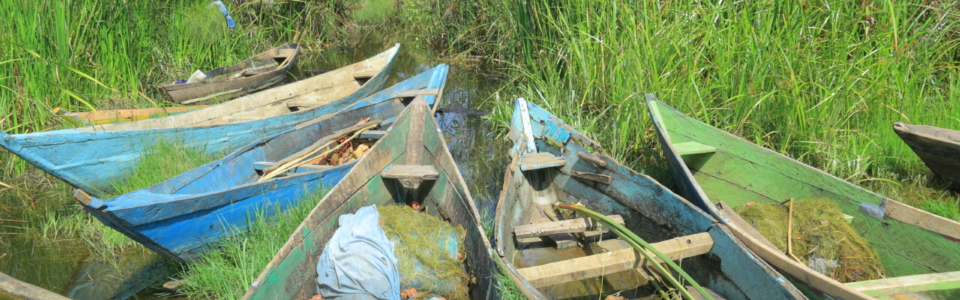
[0,28,509,299]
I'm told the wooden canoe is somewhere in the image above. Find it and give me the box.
[157,43,301,104]
[53,106,208,126]
[494,99,806,299]
[71,72,448,262]
[648,94,960,300]
[240,97,501,299]
[0,271,70,300]
[0,45,423,198]
[893,122,960,189]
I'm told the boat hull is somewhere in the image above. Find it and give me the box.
[894,122,960,189]
[0,49,440,198]
[241,98,501,299]
[157,43,302,104]
[648,95,960,299]
[495,99,806,299]
[73,67,449,261]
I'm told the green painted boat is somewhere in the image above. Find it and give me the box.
[241,97,501,299]
[648,94,960,300]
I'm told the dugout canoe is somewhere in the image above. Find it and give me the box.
[54,106,209,126]
[0,271,70,300]
[893,122,960,190]
[71,69,449,262]
[648,94,960,300]
[240,97,501,299]
[157,43,301,104]
[0,45,420,198]
[494,99,806,299]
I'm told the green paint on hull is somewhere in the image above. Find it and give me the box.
[649,96,960,299]
[242,99,501,300]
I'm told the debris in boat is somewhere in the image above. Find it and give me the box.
[735,198,884,282]
[379,205,469,300]
[316,205,401,299]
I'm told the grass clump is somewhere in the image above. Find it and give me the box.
[109,139,217,196]
[351,0,395,24]
[178,189,327,299]
[378,205,469,300]
[735,199,884,282]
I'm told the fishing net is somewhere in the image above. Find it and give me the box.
[378,205,469,300]
[734,198,884,282]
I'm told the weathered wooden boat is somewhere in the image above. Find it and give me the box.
[648,94,960,300]
[0,45,418,198]
[71,69,449,261]
[54,106,208,126]
[157,43,301,104]
[893,122,960,190]
[241,97,501,299]
[0,271,70,300]
[494,99,806,299]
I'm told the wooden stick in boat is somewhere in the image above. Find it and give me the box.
[260,123,378,181]
[262,120,381,175]
[787,198,802,263]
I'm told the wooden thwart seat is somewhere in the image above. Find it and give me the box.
[519,152,565,171]
[382,164,439,181]
[516,232,714,288]
[514,215,625,239]
[673,141,717,156]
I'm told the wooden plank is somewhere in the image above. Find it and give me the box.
[519,152,566,171]
[0,271,71,300]
[673,141,717,156]
[884,198,960,240]
[395,88,440,98]
[576,151,607,168]
[571,171,612,184]
[381,164,439,180]
[845,271,960,297]
[358,130,388,139]
[514,215,624,239]
[252,162,336,172]
[516,232,713,288]
[285,100,322,109]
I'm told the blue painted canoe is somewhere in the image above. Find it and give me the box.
[0,45,404,198]
[241,97,501,299]
[494,99,806,299]
[71,66,449,262]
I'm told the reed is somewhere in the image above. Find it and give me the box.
[177,188,327,299]
[481,0,960,216]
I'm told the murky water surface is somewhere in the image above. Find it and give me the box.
[0,29,509,299]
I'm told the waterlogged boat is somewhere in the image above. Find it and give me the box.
[241,98,501,299]
[0,45,415,198]
[494,99,805,299]
[648,94,960,300]
[54,106,209,126]
[71,70,449,261]
[893,122,960,189]
[157,43,301,104]
[0,271,70,300]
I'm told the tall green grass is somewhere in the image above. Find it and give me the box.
[479,0,960,212]
[109,139,218,197]
[177,188,327,299]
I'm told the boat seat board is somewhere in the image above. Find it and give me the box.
[845,271,960,297]
[673,141,717,156]
[395,88,441,98]
[519,153,566,171]
[513,215,624,239]
[516,232,713,288]
[381,164,439,180]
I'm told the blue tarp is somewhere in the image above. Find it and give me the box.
[316,205,400,300]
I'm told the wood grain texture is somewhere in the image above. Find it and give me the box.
[846,271,960,297]
[0,272,70,300]
[241,97,502,299]
[513,215,624,238]
[0,45,413,198]
[893,122,960,188]
[494,99,808,299]
[649,95,960,300]
[517,232,713,288]
[157,43,301,104]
